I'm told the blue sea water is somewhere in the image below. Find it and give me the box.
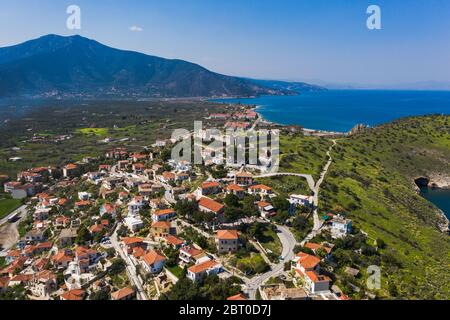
[420,188,450,220]
[213,90,450,132]
[213,90,450,220]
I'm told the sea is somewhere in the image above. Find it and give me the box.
[213,90,450,132]
[213,90,450,219]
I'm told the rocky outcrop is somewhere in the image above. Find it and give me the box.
[348,124,368,136]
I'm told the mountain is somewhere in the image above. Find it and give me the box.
[247,79,326,93]
[0,34,316,98]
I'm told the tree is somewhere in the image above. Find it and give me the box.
[76,225,92,245]
[224,194,240,208]
[272,196,290,212]
[0,285,28,300]
[110,258,126,276]
[224,206,244,222]
[89,290,110,300]
[242,195,258,217]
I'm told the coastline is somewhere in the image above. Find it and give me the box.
[251,104,347,137]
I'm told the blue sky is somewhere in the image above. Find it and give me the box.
[0,0,449,85]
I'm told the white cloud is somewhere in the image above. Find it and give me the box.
[129,25,143,32]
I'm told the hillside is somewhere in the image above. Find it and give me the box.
[0,34,298,98]
[319,115,450,299]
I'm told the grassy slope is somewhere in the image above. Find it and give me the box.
[0,197,21,219]
[320,115,450,299]
[279,134,333,181]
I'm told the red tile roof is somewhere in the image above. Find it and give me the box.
[198,197,224,213]
[154,209,176,217]
[164,235,184,246]
[143,251,166,266]
[227,293,248,300]
[216,230,239,240]
[188,259,219,274]
[201,181,220,189]
[151,221,172,229]
[111,287,135,300]
[227,184,244,192]
[297,252,321,270]
[61,289,85,301]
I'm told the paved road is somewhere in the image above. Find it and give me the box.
[0,205,27,252]
[111,224,148,300]
[244,224,297,300]
[0,204,27,226]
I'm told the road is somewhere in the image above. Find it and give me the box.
[111,224,148,300]
[0,204,27,226]
[243,224,297,300]
[0,205,27,253]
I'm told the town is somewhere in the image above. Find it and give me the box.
[0,104,375,301]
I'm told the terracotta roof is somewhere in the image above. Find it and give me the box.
[35,242,53,250]
[154,209,176,217]
[180,246,203,257]
[305,270,331,283]
[201,181,220,189]
[75,246,98,257]
[121,237,144,245]
[132,247,146,259]
[64,164,78,170]
[257,201,271,208]
[164,235,184,246]
[111,287,135,300]
[297,252,321,270]
[188,259,219,274]
[198,197,224,213]
[10,274,33,283]
[227,184,244,192]
[61,289,85,301]
[151,221,171,229]
[162,172,176,179]
[89,224,104,233]
[227,293,248,300]
[236,172,253,178]
[75,200,91,207]
[143,251,166,266]
[249,184,272,191]
[52,250,73,263]
[216,230,239,240]
[58,198,68,206]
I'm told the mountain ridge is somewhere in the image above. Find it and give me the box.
[0,34,322,98]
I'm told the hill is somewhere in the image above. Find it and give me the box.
[0,34,311,98]
[319,115,450,299]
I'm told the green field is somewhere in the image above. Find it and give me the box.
[77,127,109,136]
[0,198,22,220]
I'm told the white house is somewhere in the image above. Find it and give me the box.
[124,214,144,232]
[142,251,166,274]
[331,215,352,238]
[187,259,222,283]
[152,209,176,222]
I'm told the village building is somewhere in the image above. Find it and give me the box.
[142,251,166,274]
[187,259,222,283]
[152,208,176,222]
[215,230,239,254]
